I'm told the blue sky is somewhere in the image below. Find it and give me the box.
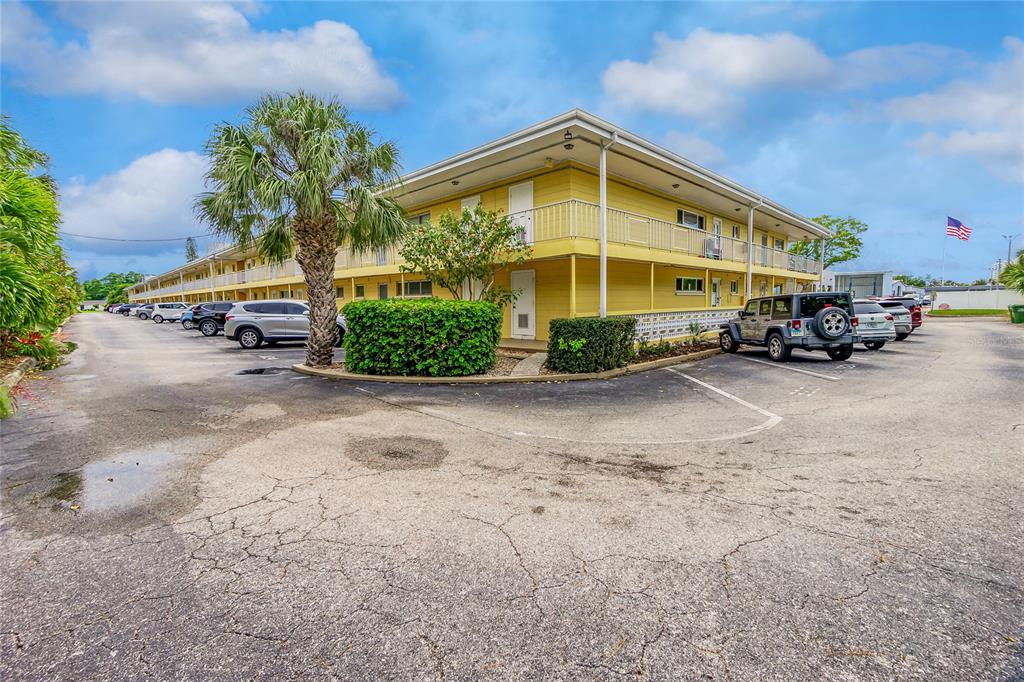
[2,1,1022,282]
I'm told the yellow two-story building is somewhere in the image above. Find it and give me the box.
[127,110,825,344]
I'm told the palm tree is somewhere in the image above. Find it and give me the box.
[196,92,408,367]
[999,249,1024,295]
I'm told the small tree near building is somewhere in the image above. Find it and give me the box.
[399,205,531,304]
[185,237,198,262]
[789,215,868,269]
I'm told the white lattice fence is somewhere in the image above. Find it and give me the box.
[631,309,739,341]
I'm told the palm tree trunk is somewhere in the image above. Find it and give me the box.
[295,222,338,368]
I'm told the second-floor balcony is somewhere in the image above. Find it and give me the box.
[519,200,820,275]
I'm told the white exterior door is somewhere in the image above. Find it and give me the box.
[508,181,534,242]
[711,278,721,307]
[510,270,536,339]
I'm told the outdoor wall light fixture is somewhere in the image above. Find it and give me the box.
[672,183,680,189]
[451,180,459,186]
[563,129,574,150]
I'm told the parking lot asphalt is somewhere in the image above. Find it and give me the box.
[2,313,1022,680]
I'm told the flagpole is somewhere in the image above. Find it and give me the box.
[939,233,948,286]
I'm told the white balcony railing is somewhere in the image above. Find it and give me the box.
[514,200,820,275]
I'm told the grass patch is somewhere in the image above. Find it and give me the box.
[0,385,13,419]
[927,309,1010,317]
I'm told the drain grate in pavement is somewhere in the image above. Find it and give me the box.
[237,367,288,375]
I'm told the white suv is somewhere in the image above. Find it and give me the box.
[150,302,190,324]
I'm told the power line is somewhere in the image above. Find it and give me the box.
[60,231,213,242]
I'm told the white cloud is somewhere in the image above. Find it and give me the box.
[602,30,831,119]
[602,29,973,122]
[887,37,1024,183]
[1,1,402,107]
[61,149,207,255]
[662,131,726,167]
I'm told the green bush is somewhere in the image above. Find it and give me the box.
[342,298,502,376]
[546,316,637,373]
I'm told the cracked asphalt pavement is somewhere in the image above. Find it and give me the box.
[2,313,1022,679]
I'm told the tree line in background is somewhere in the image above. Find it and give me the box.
[0,116,80,369]
[82,271,145,305]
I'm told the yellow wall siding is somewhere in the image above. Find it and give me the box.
[406,166,573,221]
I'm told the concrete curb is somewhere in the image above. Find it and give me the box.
[292,347,720,385]
[3,356,37,390]
[2,356,38,418]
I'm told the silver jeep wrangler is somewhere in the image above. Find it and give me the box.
[719,292,859,362]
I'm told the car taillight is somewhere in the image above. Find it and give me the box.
[225,314,233,321]
[885,314,893,321]
[851,317,859,326]
[912,305,921,313]
[788,319,801,330]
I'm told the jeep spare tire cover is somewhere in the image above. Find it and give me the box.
[813,307,849,339]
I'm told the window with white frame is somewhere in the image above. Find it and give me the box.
[355,284,365,298]
[732,225,740,239]
[336,287,345,299]
[730,281,738,295]
[675,276,704,294]
[774,238,784,251]
[402,280,433,297]
[677,209,705,230]
[411,212,430,225]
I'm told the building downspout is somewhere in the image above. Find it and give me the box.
[599,132,618,318]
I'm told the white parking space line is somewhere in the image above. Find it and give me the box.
[732,354,841,382]
[664,367,783,440]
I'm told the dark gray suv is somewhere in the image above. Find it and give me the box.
[719,292,858,362]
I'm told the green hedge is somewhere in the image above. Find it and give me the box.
[342,299,502,376]
[546,316,637,373]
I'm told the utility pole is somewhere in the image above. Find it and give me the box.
[1002,233,1019,264]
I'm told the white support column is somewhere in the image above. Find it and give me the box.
[598,133,618,318]
[208,261,216,302]
[745,205,755,300]
[599,140,609,318]
[817,238,825,291]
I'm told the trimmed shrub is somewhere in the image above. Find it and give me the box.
[342,298,502,376]
[546,316,637,373]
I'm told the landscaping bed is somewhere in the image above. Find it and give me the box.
[296,343,719,384]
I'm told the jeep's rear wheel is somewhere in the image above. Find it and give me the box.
[766,333,791,362]
[895,333,909,341]
[719,331,738,353]
[865,341,885,351]
[827,345,854,361]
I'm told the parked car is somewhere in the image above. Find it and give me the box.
[192,302,235,337]
[853,300,897,350]
[884,297,923,330]
[922,297,931,306]
[116,303,140,316]
[180,308,196,330]
[149,302,189,323]
[224,300,347,350]
[132,304,154,319]
[877,300,913,340]
[719,292,859,362]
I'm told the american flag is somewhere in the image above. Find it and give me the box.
[946,217,972,241]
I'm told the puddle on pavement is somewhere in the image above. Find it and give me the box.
[237,367,287,375]
[346,436,448,471]
[46,447,185,512]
